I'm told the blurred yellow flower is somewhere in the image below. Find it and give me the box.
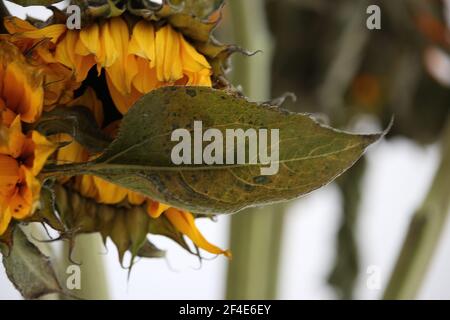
[0,117,56,235]
[2,18,80,109]
[0,40,60,235]
[0,40,44,123]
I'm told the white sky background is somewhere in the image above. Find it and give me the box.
[1,1,450,300]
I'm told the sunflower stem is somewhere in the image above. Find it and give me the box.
[225,0,284,299]
[383,117,450,299]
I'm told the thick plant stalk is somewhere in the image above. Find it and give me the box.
[328,157,366,299]
[225,0,284,299]
[383,118,450,299]
[59,234,110,299]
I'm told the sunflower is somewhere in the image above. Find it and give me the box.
[0,41,56,235]
[3,14,229,258]
[4,16,212,114]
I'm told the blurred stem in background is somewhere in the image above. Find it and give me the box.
[225,0,285,299]
[59,234,109,299]
[318,0,370,299]
[328,157,366,299]
[384,117,450,299]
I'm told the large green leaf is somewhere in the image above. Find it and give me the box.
[44,86,383,214]
[0,227,62,300]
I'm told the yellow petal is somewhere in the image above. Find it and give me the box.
[30,130,57,176]
[155,25,183,82]
[0,99,16,126]
[76,55,96,83]
[0,116,25,158]
[0,205,11,236]
[0,154,20,199]
[92,177,128,204]
[127,191,146,206]
[104,18,134,94]
[4,16,36,33]
[106,73,142,114]
[9,167,40,219]
[3,58,43,123]
[55,30,77,68]
[132,58,159,93]
[179,33,210,73]
[146,201,171,218]
[99,20,119,67]
[18,24,66,43]
[56,137,88,165]
[79,23,100,55]
[129,21,155,65]
[165,208,231,258]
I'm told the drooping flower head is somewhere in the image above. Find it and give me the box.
[3,13,229,258]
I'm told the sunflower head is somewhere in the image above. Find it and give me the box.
[1,3,233,261]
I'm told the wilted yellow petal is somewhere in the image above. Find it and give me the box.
[106,73,142,114]
[0,116,25,158]
[4,16,36,33]
[146,201,171,218]
[55,136,87,165]
[0,154,20,200]
[30,130,56,176]
[132,58,159,93]
[179,33,210,73]
[93,177,128,204]
[55,31,77,69]
[155,25,183,82]
[8,167,36,219]
[99,20,119,67]
[165,208,231,258]
[3,59,43,123]
[18,24,66,43]
[104,18,135,94]
[129,21,155,66]
[127,191,146,206]
[75,175,98,199]
[0,99,16,126]
[79,24,100,55]
[0,205,11,236]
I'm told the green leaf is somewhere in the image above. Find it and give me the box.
[0,227,62,300]
[44,86,383,215]
[7,0,62,6]
[34,106,111,153]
